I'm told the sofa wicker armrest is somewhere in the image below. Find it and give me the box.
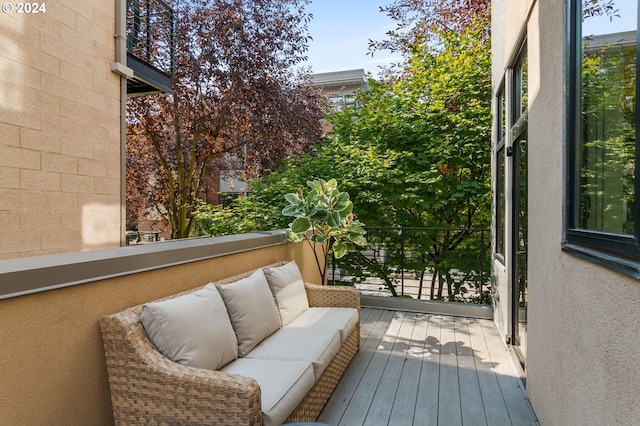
[304,282,361,312]
[100,310,262,426]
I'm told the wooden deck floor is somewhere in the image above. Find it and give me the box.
[318,308,538,426]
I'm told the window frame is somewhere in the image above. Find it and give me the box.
[564,0,640,278]
[494,39,527,265]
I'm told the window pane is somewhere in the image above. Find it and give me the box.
[578,1,637,235]
[516,53,528,119]
[496,146,506,257]
[498,89,506,141]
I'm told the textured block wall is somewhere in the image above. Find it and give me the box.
[0,0,121,259]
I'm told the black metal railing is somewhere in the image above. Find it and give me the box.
[331,227,491,304]
[126,0,175,76]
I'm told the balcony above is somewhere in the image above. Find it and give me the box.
[125,0,175,95]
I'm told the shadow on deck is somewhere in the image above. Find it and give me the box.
[318,307,538,426]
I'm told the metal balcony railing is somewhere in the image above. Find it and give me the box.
[126,0,175,93]
[331,227,491,304]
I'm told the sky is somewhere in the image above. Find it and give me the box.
[581,1,637,36]
[302,0,638,76]
[301,0,402,76]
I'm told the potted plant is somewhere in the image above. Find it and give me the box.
[283,179,367,284]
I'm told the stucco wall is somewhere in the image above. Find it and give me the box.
[501,0,640,424]
[0,0,121,259]
[0,241,320,425]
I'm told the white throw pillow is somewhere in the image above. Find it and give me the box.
[216,269,282,357]
[140,283,238,370]
[263,261,309,326]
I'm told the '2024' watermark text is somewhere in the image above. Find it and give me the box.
[2,3,46,14]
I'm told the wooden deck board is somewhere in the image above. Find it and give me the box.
[338,312,404,425]
[455,317,488,426]
[438,315,463,426]
[479,319,537,425]
[318,308,392,425]
[466,317,513,426]
[320,308,538,426]
[415,314,442,426]
[387,313,424,426]
[363,313,412,425]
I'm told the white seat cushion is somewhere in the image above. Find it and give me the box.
[221,358,315,426]
[217,269,282,357]
[263,261,309,326]
[140,283,238,370]
[245,327,341,380]
[287,307,359,343]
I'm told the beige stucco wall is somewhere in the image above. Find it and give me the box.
[0,0,121,259]
[0,241,320,425]
[495,0,640,424]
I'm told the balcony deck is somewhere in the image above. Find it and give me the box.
[318,307,538,425]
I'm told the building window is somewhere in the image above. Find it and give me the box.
[566,0,640,273]
[515,50,528,120]
[496,146,506,259]
[495,85,506,261]
[494,37,526,265]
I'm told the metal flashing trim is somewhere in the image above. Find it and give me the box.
[562,243,640,280]
[360,295,494,320]
[0,231,287,300]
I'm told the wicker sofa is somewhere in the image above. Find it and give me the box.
[99,261,360,426]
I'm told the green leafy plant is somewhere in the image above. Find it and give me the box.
[283,179,367,284]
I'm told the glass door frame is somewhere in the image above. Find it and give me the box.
[511,125,528,364]
[508,42,528,368]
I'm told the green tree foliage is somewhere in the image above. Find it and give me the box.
[330,19,492,228]
[325,18,491,300]
[191,152,334,236]
[192,172,294,236]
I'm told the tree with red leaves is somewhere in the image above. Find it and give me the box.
[127,0,325,239]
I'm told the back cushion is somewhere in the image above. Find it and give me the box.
[217,268,282,357]
[140,283,238,370]
[263,261,309,326]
